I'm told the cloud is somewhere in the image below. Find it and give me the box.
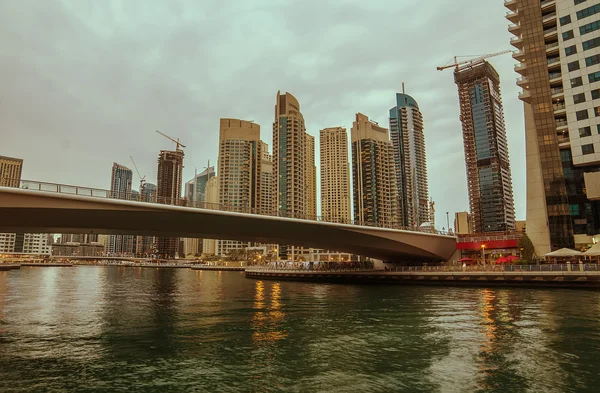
[0,0,525,227]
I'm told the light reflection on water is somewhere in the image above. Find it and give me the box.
[0,267,599,392]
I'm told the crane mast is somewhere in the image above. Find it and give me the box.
[130,156,146,200]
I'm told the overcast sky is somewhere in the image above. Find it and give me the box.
[0,0,525,229]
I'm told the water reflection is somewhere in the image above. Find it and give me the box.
[252,281,287,344]
[2,269,600,392]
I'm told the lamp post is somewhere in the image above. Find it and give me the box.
[446,212,450,233]
[481,244,486,267]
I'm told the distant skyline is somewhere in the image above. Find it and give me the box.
[0,0,525,229]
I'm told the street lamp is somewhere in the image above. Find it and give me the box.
[481,244,486,267]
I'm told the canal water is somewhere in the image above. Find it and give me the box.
[1,267,599,393]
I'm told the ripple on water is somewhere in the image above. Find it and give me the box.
[1,269,600,392]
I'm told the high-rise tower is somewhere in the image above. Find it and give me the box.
[351,113,399,229]
[389,93,430,228]
[506,0,600,253]
[260,141,275,216]
[273,91,307,261]
[305,133,317,220]
[155,149,184,259]
[454,60,516,234]
[216,118,262,256]
[320,127,351,224]
[108,163,134,255]
[0,155,23,187]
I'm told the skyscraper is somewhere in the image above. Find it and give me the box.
[110,163,133,200]
[108,163,134,255]
[202,175,219,256]
[273,91,307,261]
[389,93,430,228]
[351,113,399,229]
[305,133,317,220]
[216,118,262,257]
[454,60,516,234]
[142,183,157,203]
[185,165,216,207]
[320,127,351,224]
[260,141,275,216]
[0,155,23,187]
[0,156,23,253]
[156,149,184,259]
[182,166,216,257]
[506,0,600,253]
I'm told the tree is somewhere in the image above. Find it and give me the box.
[518,233,536,264]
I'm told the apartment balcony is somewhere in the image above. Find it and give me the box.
[508,22,521,35]
[516,76,529,87]
[504,0,517,11]
[540,0,556,11]
[553,102,566,114]
[547,57,561,70]
[510,35,523,49]
[550,87,564,98]
[544,26,558,38]
[515,61,528,75]
[546,41,559,55]
[506,10,519,23]
[513,49,525,61]
[555,119,568,130]
[557,133,570,146]
[542,12,557,25]
[519,89,532,102]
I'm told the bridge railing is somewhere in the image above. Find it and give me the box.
[247,262,377,273]
[13,179,452,236]
[386,263,600,273]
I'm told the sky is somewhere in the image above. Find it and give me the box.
[0,0,525,230]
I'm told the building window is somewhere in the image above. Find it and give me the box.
[589,71,600,82]
[582,143,595,154]
[566,45,578,56]
[574,92,587,104]
[561,15,572,25]
[580,126,592,137]
[572,76,584,87]
[583,36,600,50]
[569,60,581,71]
[563,30,575,40]
[577,109,589,120]
[580,20,600,35]
[597,124,600,133]
[569,204,580,216]
[595,106,600,116]
[577,4,600,19]
[575,0,588,5]
[586,54,600,66]
[592,89,600,99]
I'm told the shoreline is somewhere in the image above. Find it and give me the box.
[245,269,600,289]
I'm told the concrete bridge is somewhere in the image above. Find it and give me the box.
[0,185,457,262]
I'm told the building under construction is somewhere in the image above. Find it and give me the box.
[155,149,184,259]
[454,60,515,234]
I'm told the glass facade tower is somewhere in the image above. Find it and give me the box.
[454,61,516,234]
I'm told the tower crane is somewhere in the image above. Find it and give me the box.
[156,130,186,151]
[130,156,146,199]
[436,50,512,71]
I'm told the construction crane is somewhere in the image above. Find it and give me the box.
[436,50,512,71]
[156,130,186,151]
[130,156,146,199]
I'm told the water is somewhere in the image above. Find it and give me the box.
[0,267,599,393]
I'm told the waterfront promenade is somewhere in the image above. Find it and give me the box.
[245,263,600,288]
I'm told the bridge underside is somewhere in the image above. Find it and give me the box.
[0,188,457,262]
